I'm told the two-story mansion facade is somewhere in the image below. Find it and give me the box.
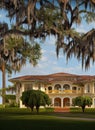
[9,72,95,108]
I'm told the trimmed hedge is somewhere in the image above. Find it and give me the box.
[70,107,95,113]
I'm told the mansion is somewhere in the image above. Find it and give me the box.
[9,72,95,108]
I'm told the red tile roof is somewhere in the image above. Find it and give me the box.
[9,72,95,84]
[48,72,77,76]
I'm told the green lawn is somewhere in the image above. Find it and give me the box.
[0,108,95,130]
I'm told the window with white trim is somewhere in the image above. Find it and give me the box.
[38,84,41,90]
[86,84,90,93]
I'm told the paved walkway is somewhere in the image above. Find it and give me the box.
[56,116,95,121]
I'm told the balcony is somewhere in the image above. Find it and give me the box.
[45,90,82,94]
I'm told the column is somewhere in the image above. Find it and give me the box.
[92,83,95,94]
[20,83,25,108]
[52,85,54,93]
[92,98,95,108]
[61,85,63,93]
[22,83,24,92]
[76,87,78,94]
[70,98,72,106]
[61,98,63,108]
[16,84,18,103]
[84,85,86,93]
[71,85,72,93]
[52,98,54,107]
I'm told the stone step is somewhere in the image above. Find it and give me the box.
[54,107,70,112]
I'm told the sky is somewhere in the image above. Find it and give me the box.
[0,7,95,103]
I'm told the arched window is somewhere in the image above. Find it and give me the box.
[72,86,77,93]
[86,84,90,93]
[54,84,61,90]
[48,86,52,90]
[72,87,77,90]
[63,84,70,90]
[48,86,52,93]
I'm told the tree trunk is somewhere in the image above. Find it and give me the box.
[82,106,85,113]
[2,62,6,104]
[31,106,34,112]
[36,106,39,114]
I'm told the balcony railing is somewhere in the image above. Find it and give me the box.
[45,90,82,94]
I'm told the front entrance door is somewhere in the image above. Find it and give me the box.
[54,98,61,107]
[63,98,70,107]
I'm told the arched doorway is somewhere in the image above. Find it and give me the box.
[63,98,70,107]
[54,97,61,107]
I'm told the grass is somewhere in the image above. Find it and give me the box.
[0,108,95,130]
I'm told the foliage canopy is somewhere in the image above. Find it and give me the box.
[0,0,95,69]
[0,33,41,104]
[73,96,92,112]
[21,90,51,113]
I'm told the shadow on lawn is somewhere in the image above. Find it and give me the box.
[0,117,95,130]
[0,108,95,130]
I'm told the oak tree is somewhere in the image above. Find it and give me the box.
[21,90,51,113]
[73,96,92,112]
